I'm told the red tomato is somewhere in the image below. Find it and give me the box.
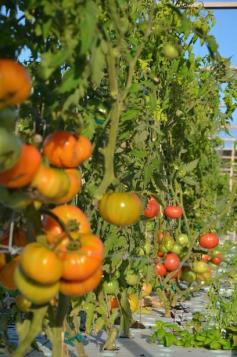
[164,253,180,271]
[211,256,222,265]
[201,254,209,262]
[144,197,160,218]
[155,263,167,277]
[164,205,183,219]
[199,233,219,249]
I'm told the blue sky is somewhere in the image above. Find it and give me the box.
[208,7,237,147]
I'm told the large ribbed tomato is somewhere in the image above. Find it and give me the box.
[0,59,32,108]
[19,242,62,284]
[42,204,91,242]
[14,266,59,304]
[52,169,81,204]
[164,253,180,271]
[164,205,183,219]
[0,144,41,188]
[99,192,143,226]
[59,234,104,281]
[31,165,70,199]
[199,233,219,249]
[43,131,92,168]
[59,267,102,297]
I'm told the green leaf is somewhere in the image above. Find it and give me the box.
[84,303,95,334]
[164,333,176,347]
[79,0,98,55]
[90,45,106,88]
[182,159,199,174]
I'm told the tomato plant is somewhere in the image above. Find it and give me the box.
[99,192,143,226]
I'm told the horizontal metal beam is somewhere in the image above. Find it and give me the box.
[192,2,237,9]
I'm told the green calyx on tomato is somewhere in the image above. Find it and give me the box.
[103,280,119,295]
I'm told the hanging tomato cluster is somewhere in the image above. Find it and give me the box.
[0,59,104,303]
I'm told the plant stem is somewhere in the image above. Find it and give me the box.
[12,306,48,357]
[103,327,118,350]
[51,327,64,357]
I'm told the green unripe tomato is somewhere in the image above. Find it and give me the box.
[125,273,139,286]
[144,241,151,255]
[192,261,209,274]
[163,43,179,59]
[181,270,196,283]
[176,234,189,247]
[171,244,182,255]
[103,280,119,295]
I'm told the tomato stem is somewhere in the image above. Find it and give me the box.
[12,305,48,357]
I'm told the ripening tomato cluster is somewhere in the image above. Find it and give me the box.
[155,229,223,285]
[13,230,104,305]
[0,129,92,206]
[0,59,105,303]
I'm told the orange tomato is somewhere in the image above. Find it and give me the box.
[52,169,81,204]
[0,256,19,290]
[43,131,92,168]
[19,242,62,284]
[0,59,32,108]
[42,204,91,242]
[0,144,41,188]
[31,165,70,199]
[59,267,102,297]
[59,234,104,281]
